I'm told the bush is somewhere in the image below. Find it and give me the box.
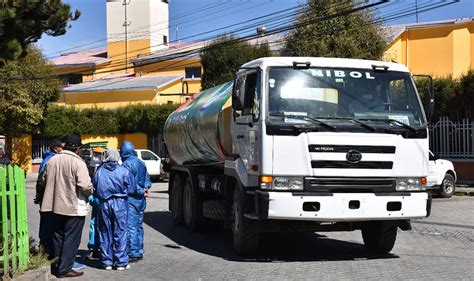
[414,70,474,121]
[42,103,178,138]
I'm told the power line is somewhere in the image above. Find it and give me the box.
[45,1,245,58]
[4,0,382,81]
[3,0,457,82]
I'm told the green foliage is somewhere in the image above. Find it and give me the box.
[0,0,80,62]
[414,70,474,121]
[42,104,178,138]
[283,0,386,60]
[201,35,273,90]
[0,47,62,136]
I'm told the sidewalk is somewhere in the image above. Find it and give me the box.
[25,173,38,185]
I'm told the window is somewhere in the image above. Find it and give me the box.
[185,67,201,79]
[60,74,83,86]
[167,101,173,104]
[162,0,169,3]
[141,151,158,161]
[163,35,168,45]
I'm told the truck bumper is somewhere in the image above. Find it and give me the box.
[255,191,431,222]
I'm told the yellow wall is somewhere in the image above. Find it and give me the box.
[12,135,32,173]
[82,133,147,150]
[384,22,473,78]
[62,89,158,109]
[106,39,151,74]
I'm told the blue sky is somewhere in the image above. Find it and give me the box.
[38,0,474,58]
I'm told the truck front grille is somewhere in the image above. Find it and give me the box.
[304,177,396,193]
[308,145,396,154]
[311,161,393,169]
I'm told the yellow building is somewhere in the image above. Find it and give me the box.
[51,0,200,108]
[384,18,474,78]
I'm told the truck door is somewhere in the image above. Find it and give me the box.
[232,70,261,176]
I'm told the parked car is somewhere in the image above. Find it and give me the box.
[427,151,457,198]
[135,149,163,182]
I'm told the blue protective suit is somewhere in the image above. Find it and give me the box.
[87,195,100,251]
[93,161,136,267]
[120,141,152,258]
[39,150,56,174]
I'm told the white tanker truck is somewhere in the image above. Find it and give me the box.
[164,57,434,255]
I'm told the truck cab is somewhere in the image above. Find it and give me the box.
[166,57,433,255]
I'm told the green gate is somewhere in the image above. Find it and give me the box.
[0,165,29,276]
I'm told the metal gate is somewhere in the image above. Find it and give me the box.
[429,117,474,159]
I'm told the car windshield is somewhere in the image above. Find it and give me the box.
[267,67,426,128]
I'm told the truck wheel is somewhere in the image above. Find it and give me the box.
[183,178,202,231]
[231,186,260,255]
[362,221,397,254]
[439,174,455,198]
[170,176,183,225]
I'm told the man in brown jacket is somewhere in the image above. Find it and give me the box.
[41,134,93,278]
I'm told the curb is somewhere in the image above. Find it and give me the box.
[12,266,51,281]
[455,189,474,196]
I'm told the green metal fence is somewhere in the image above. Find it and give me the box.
[0,165,29,276]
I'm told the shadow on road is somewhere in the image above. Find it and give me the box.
[144,211,399,263]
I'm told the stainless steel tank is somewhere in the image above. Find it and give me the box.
[164,82,233,165]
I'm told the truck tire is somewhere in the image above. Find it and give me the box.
[439,174,455,198]
[183,177,202,231]
[231,186,260,255]
[362,221,397,254]
[170,176,183,225]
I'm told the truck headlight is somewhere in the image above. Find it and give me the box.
[396,177,426,191]
[260,176,304,191]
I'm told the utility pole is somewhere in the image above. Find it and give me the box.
[123,0,131,72]
[176,25,179,43]
[415,0,419,23]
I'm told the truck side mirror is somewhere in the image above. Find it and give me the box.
[414,74,434,122]
[424,86,434,122]
[232,76,246,111]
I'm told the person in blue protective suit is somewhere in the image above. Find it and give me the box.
[119,141,152,262]
[94,149,136,271]
[86,146,107,261]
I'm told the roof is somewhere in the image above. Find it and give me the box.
[51,48,112,68]
[64,74,183,93]
[133,33,286,65]
[241,57,410,73]
[385,17,474,43]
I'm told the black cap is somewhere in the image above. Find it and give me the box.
[65,134,82,149]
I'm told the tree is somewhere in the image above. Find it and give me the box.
[283,0,386,60]
[201,36,273,90]
[0,0,80,63]
[0,47,62,137]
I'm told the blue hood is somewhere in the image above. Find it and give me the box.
[120,141,136,161]
[103,161,118,171]
[42,150,56,160]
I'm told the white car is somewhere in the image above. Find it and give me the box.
[135,149,162,181]
[427,151,457,198]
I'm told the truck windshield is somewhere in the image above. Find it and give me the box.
[267,67,426,128]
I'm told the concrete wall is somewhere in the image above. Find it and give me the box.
[384,22,473,78]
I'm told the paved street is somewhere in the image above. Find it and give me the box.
[25,180,474,280]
